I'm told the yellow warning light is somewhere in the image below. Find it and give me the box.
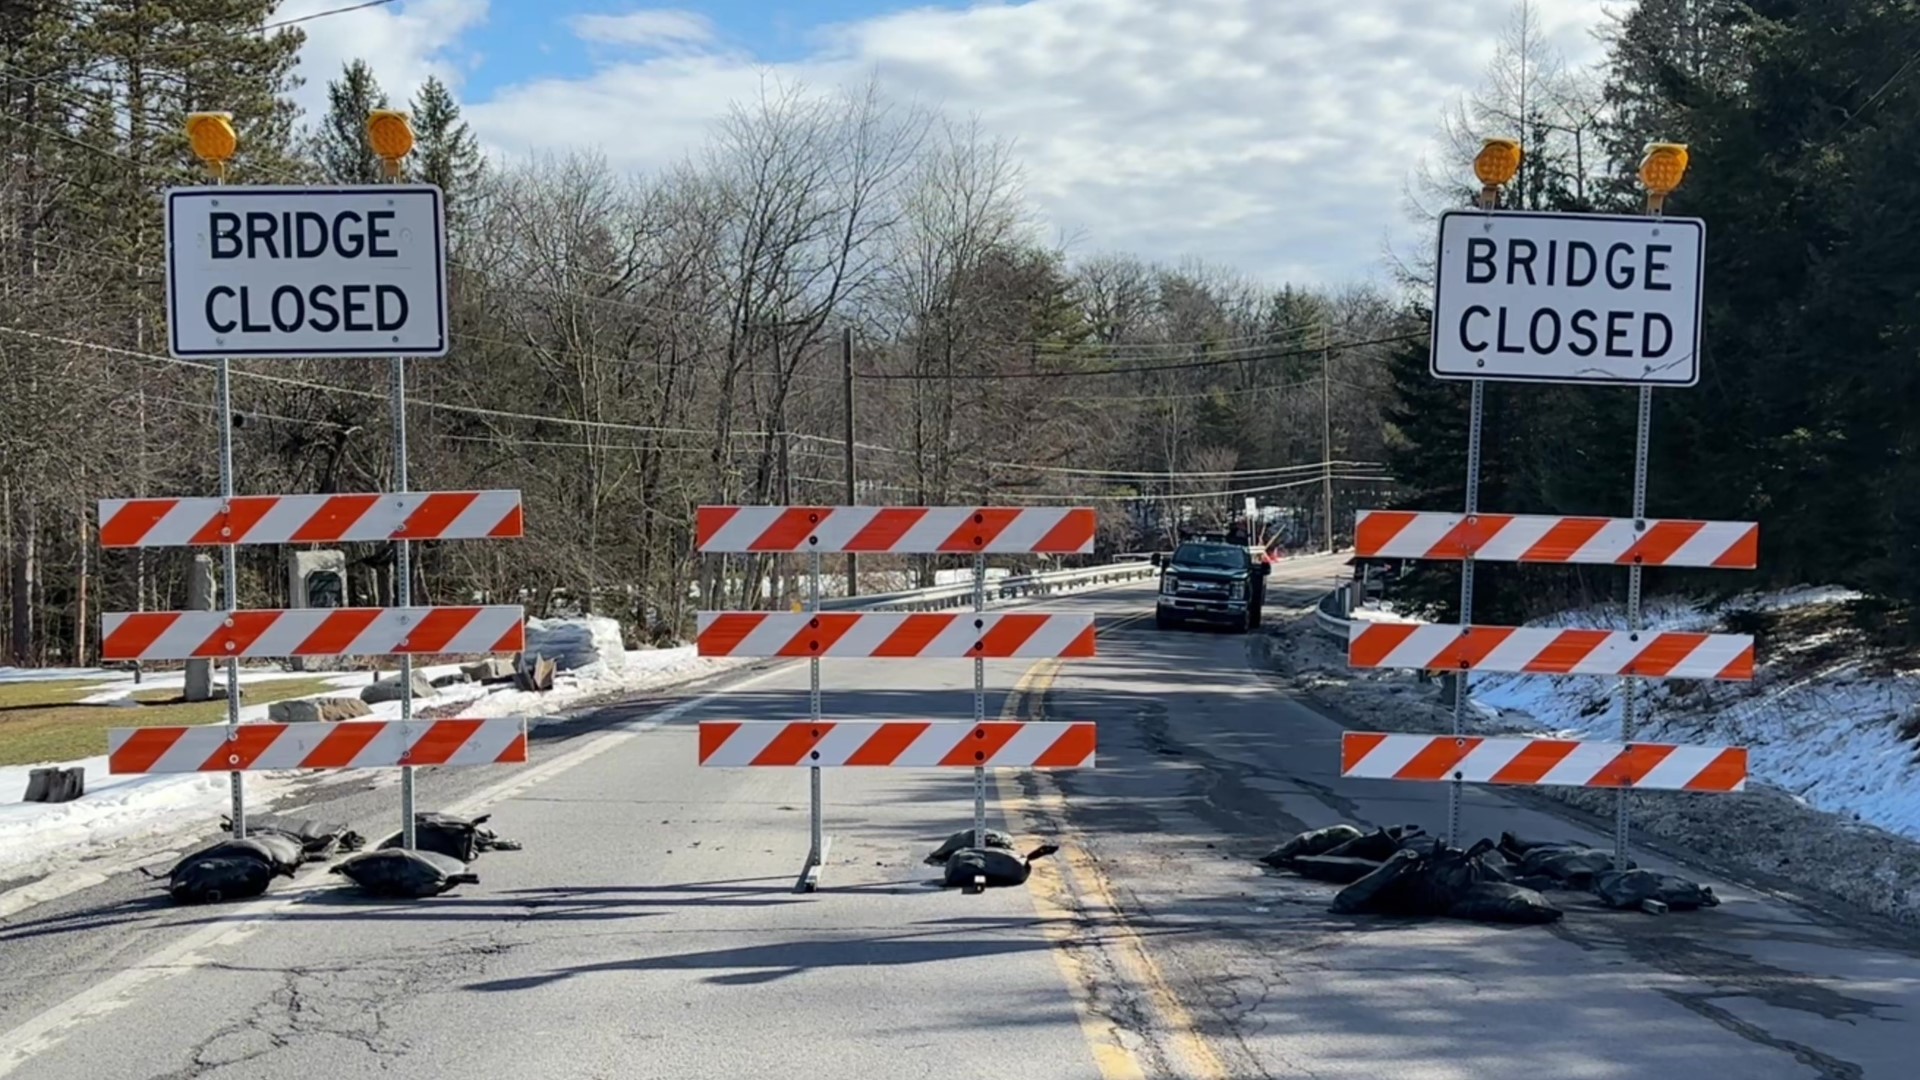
[1638,143,1690,197]
[1473,138,1523,189]
[366,110,415,176]
[185,112,237,176]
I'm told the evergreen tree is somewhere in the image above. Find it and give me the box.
[315,60,389,184]
[410,75,485,225]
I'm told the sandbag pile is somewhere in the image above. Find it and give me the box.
[144,834,306,905]
[1261,824,1720,922]
[152,813,512,904]
[924,829,1056,889]
[330,849,478,898]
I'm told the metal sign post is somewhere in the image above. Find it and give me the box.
[801,549,829,893]
[216,356,244,839]
[392,352,417,849]
[1448,379,1484,845]
[972,552,988,848]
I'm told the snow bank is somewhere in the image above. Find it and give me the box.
[1262,582,1920,926]
[524,616,628,674]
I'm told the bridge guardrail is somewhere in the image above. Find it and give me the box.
[819,561,1159,613]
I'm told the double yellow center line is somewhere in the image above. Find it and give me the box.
[993,613,1229,1080]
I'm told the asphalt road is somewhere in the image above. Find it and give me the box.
[0,555,1915,1080]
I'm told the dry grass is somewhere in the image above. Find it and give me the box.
[0,676,337,768]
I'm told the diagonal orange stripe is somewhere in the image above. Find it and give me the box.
[494,730,529,764]
[1341,732,1388,775]
[794,613,858,656]
[403,607,483,654]
[845,508,925,551]
[1591,743,1676,788]
[488,503,526,539]
[752,723,834,766]
[697,613,764,656]
[194,611,282,659]
[750,507,832,551]
[1626,632,1708,677]
[698,722,741,764]
[1717,644,1755,680]
[1057,625,1097,658]
[405,719,484,765]
[975,613,1045,657]
[1522,629,1612,674]
[939,508,1018,552]
[845,722,929,765]
[491,621,526,653]
[1033,509,1097,553]
[1353,511,1417,558]
[1348,623,1418,668]
[1432,514,1514,559]
[295,609,381,655]
[695,506,739,549]
[871,613,953,657]
[1712,525,1759,569]
[1487,739,1579,784]
[98,499,177,548]
[197,724,288,771]
[1521,517,1608,562]
[1396,737,1483,781]
[190,496,278,545]
[109,727,187,773]
[1619,521,1705,566]
[290,494,379,544]
[300,722,384,768]
[1683,747,1748,791]
[1033,723,1097,767]
[1430,626,1513,670]
[101,613,179,661]
[396,492,479,540]
[938,722,1023,766]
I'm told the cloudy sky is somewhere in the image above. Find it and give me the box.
[285,0,1619,290]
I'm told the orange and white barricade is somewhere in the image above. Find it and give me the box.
[95,488,526,841]
[696,504,1100,892]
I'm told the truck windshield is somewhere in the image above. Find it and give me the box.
[1173,544,1245,569]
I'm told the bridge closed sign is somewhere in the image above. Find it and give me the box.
[165,185,448,359]
[1430,210,1704,387]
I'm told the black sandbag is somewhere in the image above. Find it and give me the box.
[229,815,365,859]
[331,849,477,898]
[941,844,1059,889]
[1498,831,1580,859]
[377,812,519,861]
[1511,874,1561,893]
[1287,855,1388,884]
[925,828,1016,866]
[1322,828,1405,863]
[186,835,304,876]
[1395,833,1444,857]
[1447,882,1563,924]
[1524,848,1629,889]
[1330,848,1425,914]
[1593,869,1720,911]
[167,856,277,904]
[1258,824,1363,867]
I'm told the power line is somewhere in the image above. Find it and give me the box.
[856,331,1424,380]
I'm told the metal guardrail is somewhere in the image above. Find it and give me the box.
[818,561,1159,613]
[1316,583,1356,639]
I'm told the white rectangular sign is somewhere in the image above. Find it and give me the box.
[1430,210,1704,387]
[164,184,448,359]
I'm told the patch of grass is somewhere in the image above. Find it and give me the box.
[0,679,104,710]
[0,676,338,768]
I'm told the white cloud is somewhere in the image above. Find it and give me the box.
[568,9,716,48]
[459,0,1618,287]
[284,0,488,118]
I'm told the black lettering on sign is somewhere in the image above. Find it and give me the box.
[1605,243,1635,289]
[375,285,408,330]
[210,213,242,259]
[1644,244,1671,292]
[1605,310,1633,357]
[368,211,397,258]
[342,284,373,331]
[309,285,340,332]
[246,214,277,260]
[1529,309,1561,353]
[295,212,330,258]
[1494,308,1524,354]
[206,287,237,332]
[1466,238,1496,284]
[1508,239,1537,286]
[1567,241,1597,287]
[1569,310,1599,356]
[239,286,271,333]
[271,285,304,333]
[1459,305,1490,352]
[1642,312,1672,357]
[333,211,365,259]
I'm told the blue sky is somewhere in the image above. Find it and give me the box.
[288,0,1619,288]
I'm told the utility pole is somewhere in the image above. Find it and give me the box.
[842,326,857,597]
[1322,324,1334,552]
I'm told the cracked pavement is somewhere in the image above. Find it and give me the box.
[2,564,1917,1079]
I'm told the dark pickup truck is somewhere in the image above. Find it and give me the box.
[1153,540,1270,632]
